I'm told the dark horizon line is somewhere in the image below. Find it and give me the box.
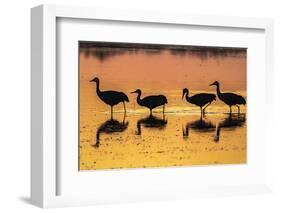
[79,40,247,52]
[79,41,247,62]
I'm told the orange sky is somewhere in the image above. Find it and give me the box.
[79,43,246,91]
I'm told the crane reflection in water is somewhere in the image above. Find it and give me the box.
[182,113,246,142]
[182,118,216,139]
[92,113,246,149]
[214,113,246,142]
[92,115,129,148]
[135,114,168,135]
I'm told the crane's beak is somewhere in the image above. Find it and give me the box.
[89,79,95,82]
[182,91,185,100]
[131,90,137,94]
[209,82,215,86]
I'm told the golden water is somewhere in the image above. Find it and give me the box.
[79,80,246,170]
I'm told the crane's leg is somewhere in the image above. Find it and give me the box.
[150,109,152,116]
[236,105,240,114]
[136,122,141,135]
[203,102,211,115]
[183,124,189,138]
[214,124,220,143]
[94,131,100,149]
[200,107,203,119]
[110,106,113,119]
[229,106,232,114]
[163,104,165,114]
[122,111,126,124]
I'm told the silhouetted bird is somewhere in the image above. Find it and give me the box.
[182,88,216,116]
[90,77,129,118]
[131,89,168,115]
[209,81,246,114]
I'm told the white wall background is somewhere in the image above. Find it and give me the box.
[0,0,280,212]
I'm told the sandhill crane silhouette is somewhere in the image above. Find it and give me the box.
[182,88,216,117]
[90,77,129,118]
[131,89,168,116]
[210,81,246,114]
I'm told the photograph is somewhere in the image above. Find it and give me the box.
[79,41,247,170]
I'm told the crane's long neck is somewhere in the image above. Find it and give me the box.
[136,92,142,105]
[185,91,190,101]
[95,81,101,96]
[215,84,222,97]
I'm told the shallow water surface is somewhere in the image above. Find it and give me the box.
[78,44,247,170]
[79,108,246,170]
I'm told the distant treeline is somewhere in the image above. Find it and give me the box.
[79,41,247,62]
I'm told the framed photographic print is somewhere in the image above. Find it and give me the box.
[31,4,274,208]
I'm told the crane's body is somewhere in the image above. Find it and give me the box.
[217,92,246,106]
[137,95,167,110]
[131,89,168,115]
[96,90,129,107]
[185,93,216,107]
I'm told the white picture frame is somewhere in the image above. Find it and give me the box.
[31,4,274,208]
